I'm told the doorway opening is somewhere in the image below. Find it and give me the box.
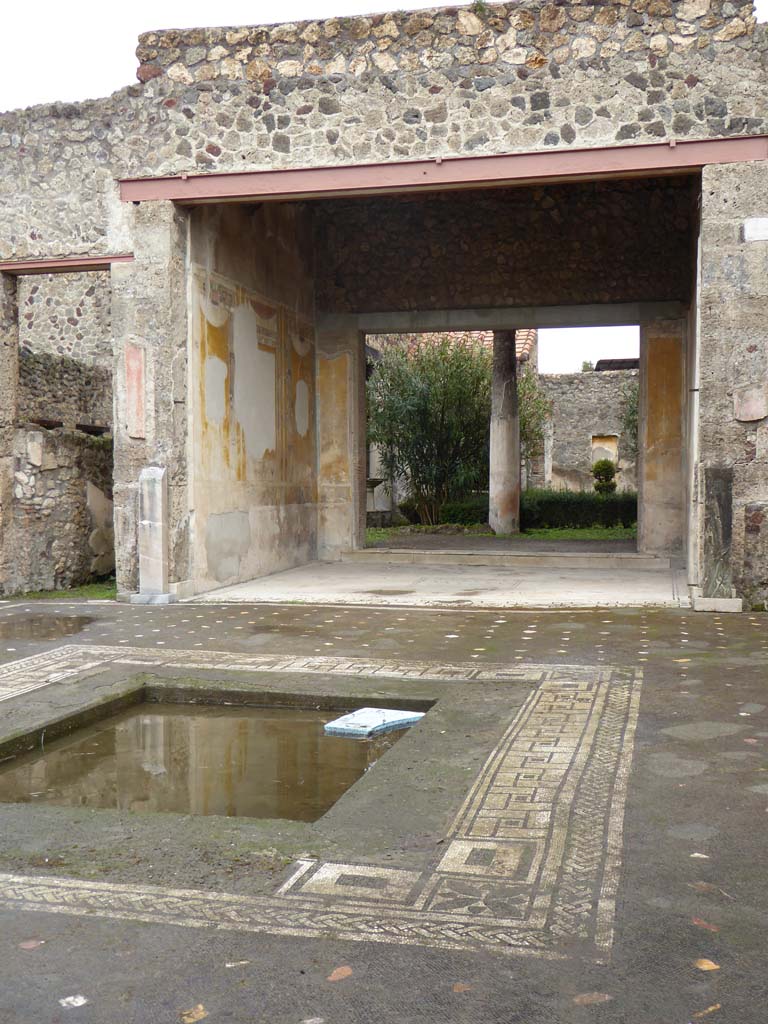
[362,325,647,561]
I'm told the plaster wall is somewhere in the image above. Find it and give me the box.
[638,322,686,556]
[316,323,365,560]
[188,203,317,592]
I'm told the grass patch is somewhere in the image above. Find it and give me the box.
[522,525,637,541]
[8,578,117,601]
[365,524,636,546]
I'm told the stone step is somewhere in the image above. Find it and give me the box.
[343,548,672,570]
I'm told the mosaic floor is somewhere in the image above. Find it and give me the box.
[0,645,641,959]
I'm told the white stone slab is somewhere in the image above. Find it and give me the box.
[743,218,768,242]
[324,707,424,737]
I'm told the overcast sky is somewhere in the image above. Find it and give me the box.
[1,1,760,370]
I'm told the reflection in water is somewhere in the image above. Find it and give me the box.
[0,615,94,639]
[0,704,404,821]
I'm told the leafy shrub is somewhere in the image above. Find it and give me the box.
[432,488,638,530]
[520,489,636,529]
[441,494,490,525]
[397,498,421,524]
[592,458,617,495]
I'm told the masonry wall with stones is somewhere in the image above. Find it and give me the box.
[1,2,766,266]
[314,178,697,312]
[16,272,113,429]
[529,369,638,491]
[697,161,768,607]
[2,428,114,595]
[0,1,766,599]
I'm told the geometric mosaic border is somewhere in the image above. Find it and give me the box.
[0,647,641,960]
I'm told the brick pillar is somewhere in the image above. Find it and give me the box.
[638,321,685,555]
[316,322,365,559]
[0,274,18,595]
[489,329,520,535]
[111,202,189,597]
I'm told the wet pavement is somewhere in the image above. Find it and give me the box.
[0,597,765,1023]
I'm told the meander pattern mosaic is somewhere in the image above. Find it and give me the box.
[0,646,640,958]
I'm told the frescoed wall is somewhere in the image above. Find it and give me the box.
[188,204,317,592]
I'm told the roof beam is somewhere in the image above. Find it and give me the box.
[0,254,134,276]
[118,135,768,205]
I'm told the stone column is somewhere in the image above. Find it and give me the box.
[489,329,520,534]
[0,274,18,595]
[637,321,685,556]
[315,321,365,559]
[131,465,174,604]
[111,202,189,598]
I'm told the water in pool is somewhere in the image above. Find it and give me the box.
[0,703,404,821]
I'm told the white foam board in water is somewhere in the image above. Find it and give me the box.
[324,707,424,738]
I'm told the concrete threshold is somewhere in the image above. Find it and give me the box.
[193,560,690,610]
[344,548,671,570]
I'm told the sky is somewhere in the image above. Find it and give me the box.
[0,1,761,371]
[537,327,639,373]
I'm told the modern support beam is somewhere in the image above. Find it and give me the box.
[489,330,520,536]
[0,254,134,276]
[118,135,768,205]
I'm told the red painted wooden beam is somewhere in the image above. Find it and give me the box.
[118,136,768,205]
[0,254,134,275]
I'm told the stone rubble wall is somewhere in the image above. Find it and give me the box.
[16,271,113,429]
[698,161,768,608]
[2,428,114,595]
[529,369,638,490]
[0,3,766,263]
[18,273,112,364]
[18,352,112,429]
[136,2,763,98]
[314,178,697,312]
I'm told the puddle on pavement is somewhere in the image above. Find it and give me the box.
[0,704,405,822]
[0,615,94,640]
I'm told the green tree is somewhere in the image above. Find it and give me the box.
[367,337,492,524]
[367,337,552,525]
[620,379,639,460]
[581,360,594,372]
[518,366,550,461]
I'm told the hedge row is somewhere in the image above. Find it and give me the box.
[404,489,638,529]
